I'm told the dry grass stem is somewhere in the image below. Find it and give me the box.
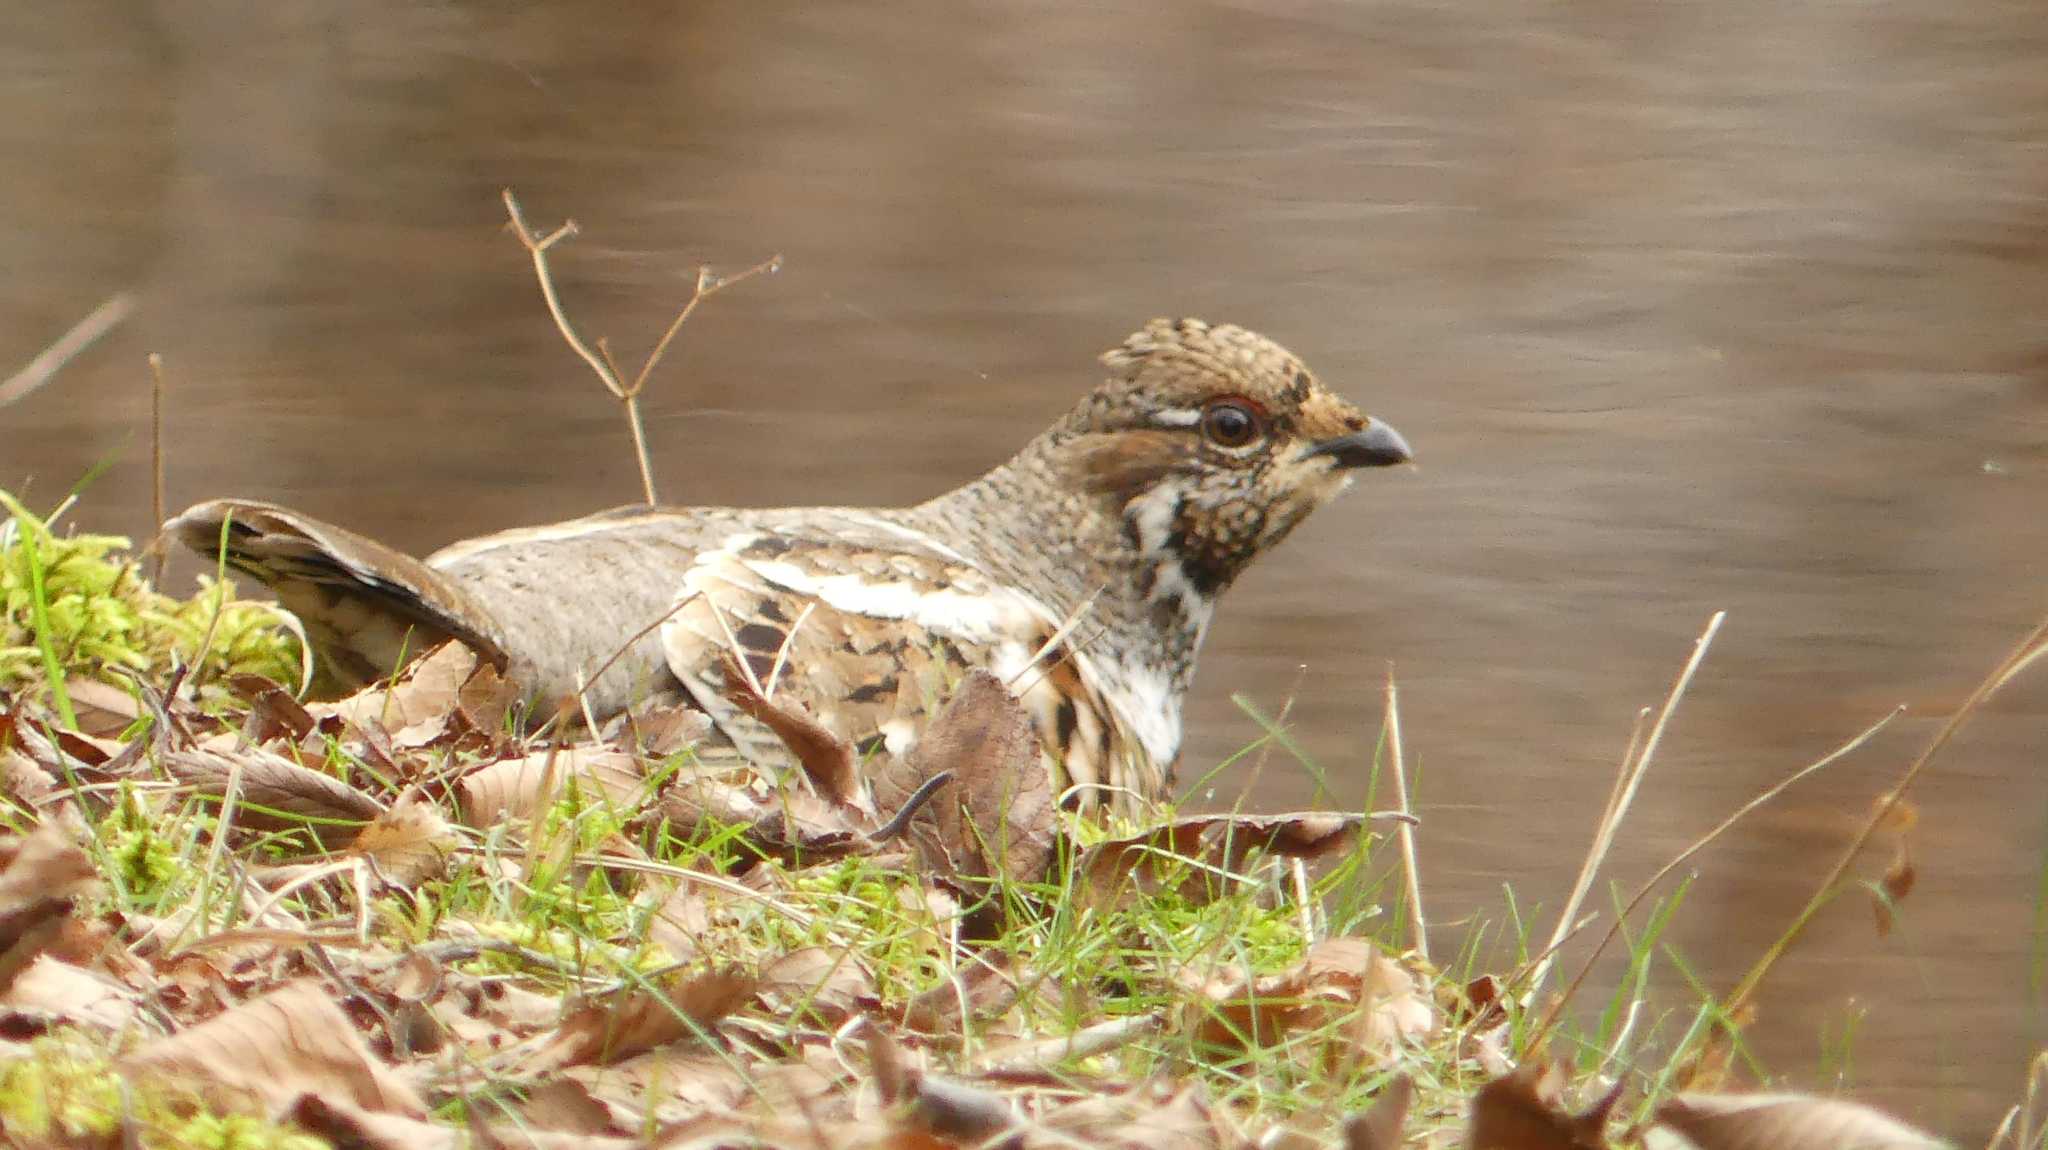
[1724,611,2048,1021]
[1526,703,1901,1045]
[1525,705,1646,1001]
[1383,669,1427,961]
[1526,611,1724,1003]
[501,188,780,506]
[0,291,135,408]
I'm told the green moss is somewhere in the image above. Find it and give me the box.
[105,783,183,900]
[0,1033,328,1149]
[0,491,302,708]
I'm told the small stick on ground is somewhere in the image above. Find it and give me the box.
[1384,667,1427,962]
[148,353,169,586]
[0,292,135,409]
[500,189,780,506]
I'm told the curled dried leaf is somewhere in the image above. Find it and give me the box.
[719,651,867,813]
[878,670,1056,886]
[348,789,461,885]
[165,746,383,845]
[456,746,649,827]
[900,953,1021,1034]
[228,673,317,744]
[3,954,147,1033]
[455,659,521,737]
[316,641,477,747]
[1080,810,1370,909]
[62,677,141,738]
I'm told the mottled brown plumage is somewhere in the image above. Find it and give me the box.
[169,319,1411,815]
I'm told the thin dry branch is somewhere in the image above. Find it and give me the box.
[148,353,169,586]
[500,188,781,506]
[0,292,135,408]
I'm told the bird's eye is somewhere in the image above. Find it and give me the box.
[1200,399,1263,448]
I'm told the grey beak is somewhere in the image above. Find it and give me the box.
[1304,421,1413,469]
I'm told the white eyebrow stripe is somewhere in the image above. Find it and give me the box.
[1151,408,1201,428]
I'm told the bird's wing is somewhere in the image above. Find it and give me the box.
[657,521,1147,810]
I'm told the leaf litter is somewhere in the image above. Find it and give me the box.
[0,511,2017,1149]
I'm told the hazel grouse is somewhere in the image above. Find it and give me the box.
[169,319,1412,815]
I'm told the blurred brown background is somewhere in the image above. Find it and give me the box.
[2,0,2045,1134]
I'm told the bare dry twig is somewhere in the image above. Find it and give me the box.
[500,189,781,506]
[0,292,136,408]
[148,353,169,586]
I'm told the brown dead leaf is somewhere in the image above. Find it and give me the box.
[1182,937,1435,1061]
[165,746,383,845]
[0,822,97,998]
[228,673,317,745]
[1079,811,1367,909]
[286,1095,460,1150]
[455,746,650,827]
[316,641,476,747]
[654,766,868,862]
[648,877,713,965]
[882,670,1056,885]
[1454,974,1507,1027]
[1872,806,1917,939]
[62,676,141,737]
[567,1051,754,1128]
[720,651,866,812]
[760,946,877,1026]
[529,966,757,1070]
[1653,1092,1944,1150]
[610,700,713,758]
[867,1024,1019,1146]
[0,746,57,805]
[515,1078,625,1137]
[348,789,461,885]
[1042,1081,1221,1150]
[900,953,1021,1034]
[53,727,127,765]
[1467,1060,1618,1150]
[2,954,147,1033]
[1342,1075,1414,1150]
[121,979,427,1117]
[455,658,521,737]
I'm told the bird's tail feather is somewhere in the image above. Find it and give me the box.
[167,499,507,694]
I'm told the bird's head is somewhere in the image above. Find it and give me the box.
[1050,317,1412,600]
